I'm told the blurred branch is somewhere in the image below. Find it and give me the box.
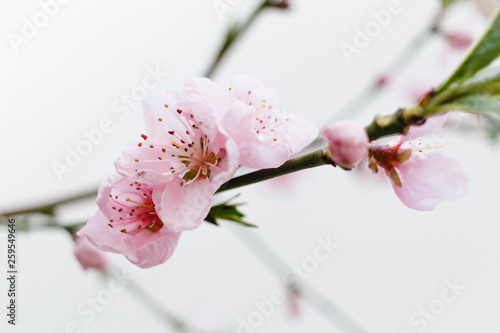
[204,0,289,78]
[1,188,98,217]
[329,10,445,123]
[103,267,192,333]
[230,226,370,333]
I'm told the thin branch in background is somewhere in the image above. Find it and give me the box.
[102,267,192,333]
[325,10,445,124]
[229,226,370,333]
[1,188,99,217]
[204,0,289,78]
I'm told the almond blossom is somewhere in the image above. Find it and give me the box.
[221,75,318,169]
[368,116,467,211]
[115,86,240,233]
[77,174,182,269]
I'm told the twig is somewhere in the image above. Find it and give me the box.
[229,226,370,333]
[204,0,289,78]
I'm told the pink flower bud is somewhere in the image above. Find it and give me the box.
[321,121,369,168]
[74,237,110,271]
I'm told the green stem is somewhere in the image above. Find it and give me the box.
[204,0,286,78]
[217,149,333,193]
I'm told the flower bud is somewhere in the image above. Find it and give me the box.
[321,121,369,169]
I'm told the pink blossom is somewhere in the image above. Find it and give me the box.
[222,75,318,169]
[444,32,474,50]
[368,116,467,211]
[321,121,369,169]
[74,237,109,271]
[77,174,182,269]
[115,86,240,233]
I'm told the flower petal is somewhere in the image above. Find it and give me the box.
[392,153,467,210]
[400,114,448,143]
[287,114,318,154]
[184,77,230,120]
[222,101,292,168]
[154,178,213,233]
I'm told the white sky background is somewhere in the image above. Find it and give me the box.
[1,0,500,332]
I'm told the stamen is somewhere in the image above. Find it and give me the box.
[412,144,445,152]
[254,101,266,121]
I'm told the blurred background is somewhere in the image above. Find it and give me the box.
[1,0,500,332]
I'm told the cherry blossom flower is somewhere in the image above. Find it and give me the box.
[321,120,369,169]
[368,116,467,211]
[221,75,318,169]
[74,237,109,271]
[77,174,182,269]
[115,86,240,233]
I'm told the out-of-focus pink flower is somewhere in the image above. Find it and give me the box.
[115,84,240,233]
[444,32,474,50]
[368,116,467,211]
[77,174,182,269]
[74,237,109,271]
[321,121,369,169]
[222,75,318,169]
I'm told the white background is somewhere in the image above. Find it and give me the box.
[1,0,500,332]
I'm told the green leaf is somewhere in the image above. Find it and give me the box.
[434,95,500,114]
[204,195,257,228]
[455,65,500,95]
[441,0,460,8]
[437,7,500,93]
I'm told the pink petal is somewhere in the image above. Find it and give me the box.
[221,101,293,168]
[115,143,175,184]
[392,154,467,211]
[286,114,319,154]
[400,114,448,143]
[229,74,281,109]
[77,210,182,269]
[184,77,230,120]
[143,92,185,143]
[154,178,213,233]
[74,237,109,271]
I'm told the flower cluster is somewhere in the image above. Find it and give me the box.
[77,75,318,268]
[322,116,467,211]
